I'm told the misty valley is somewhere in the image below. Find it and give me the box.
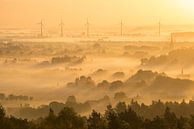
[1,36,194,121]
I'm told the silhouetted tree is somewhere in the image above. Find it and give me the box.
[118,106,143,129]
[57,107,86,129]
[41,108,57,129]
[143,116,165,129]
[164,107,178,129]
[105,105,122,129]
[88,110,107,129]
[115,102,127,113]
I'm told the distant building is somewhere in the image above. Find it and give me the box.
[177,68,190,79]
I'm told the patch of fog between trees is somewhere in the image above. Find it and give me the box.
[3,69,194,119]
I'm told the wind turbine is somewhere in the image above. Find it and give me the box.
[59,19,65,37]
[38,20,44,37]
[120,20,124,36]
[158,19,161,37]
[85,19,91,37]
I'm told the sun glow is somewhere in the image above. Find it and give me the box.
[177,0,194,11]
[1,0,194,27]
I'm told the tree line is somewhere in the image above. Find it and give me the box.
[1,101,194,129]
[0,93,33,101]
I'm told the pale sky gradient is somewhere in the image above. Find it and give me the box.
[1,0,194,28]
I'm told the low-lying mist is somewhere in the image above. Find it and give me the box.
[1,39,194,119]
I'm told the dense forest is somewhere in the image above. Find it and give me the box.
[1,101,194,129]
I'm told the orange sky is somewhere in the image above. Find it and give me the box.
[1,0,194,28]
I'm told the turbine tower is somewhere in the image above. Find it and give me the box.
[158,20,161,37]
[59,20,65,37]
[38,20,44,37]
[85,19,90,37]
[120,20,124,36]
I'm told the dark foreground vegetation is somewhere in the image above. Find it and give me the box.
[2,101,194,129]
